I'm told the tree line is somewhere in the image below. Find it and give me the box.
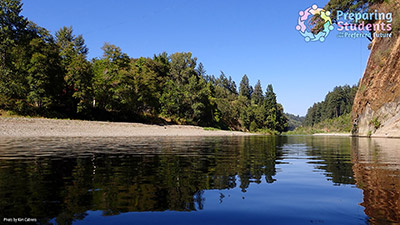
[303,85,358,127]
[0,0,287,132]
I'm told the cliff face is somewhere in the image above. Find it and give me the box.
[352,2,400,137]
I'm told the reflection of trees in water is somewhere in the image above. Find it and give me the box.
[287,136,355,185]
[237,136,284,191]
[0,136,283,224]
[351,138,400,224]
[279,136,400,223]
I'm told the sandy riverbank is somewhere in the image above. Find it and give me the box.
[0,117,254,137]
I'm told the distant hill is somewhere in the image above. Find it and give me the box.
[285,113,305,131]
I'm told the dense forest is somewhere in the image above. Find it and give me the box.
[0,0,288,132]
[303,85,358,127]
[287,84,358,134]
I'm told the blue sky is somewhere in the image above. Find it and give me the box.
[21,0,371,116]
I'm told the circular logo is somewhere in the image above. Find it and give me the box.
[296,4,334,42]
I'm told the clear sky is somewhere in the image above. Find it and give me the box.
[20,0,371,116]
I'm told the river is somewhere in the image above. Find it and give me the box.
[0,136,399,224]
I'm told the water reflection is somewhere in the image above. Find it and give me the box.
[1,136,400,224]
[352,138,400,224]
[285,136,355,185]
[0,136,284,224]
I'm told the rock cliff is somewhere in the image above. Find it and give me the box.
[352,1,400,137]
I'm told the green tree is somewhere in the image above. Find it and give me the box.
[160,52,216,124]
[159,79,182,118]
[55,26,92,115]
[214,71,237,96]
[160,52,215,125]
[275,103,288,132]
[303,84,358,127]
[160,52,196,119]
[169,52,197,85]
[129,57,161,114]
[252,80,263,105]
[196,62,206,78]
[27,27,63,111]
[212,72,240,129]
[263,84,287,132]
[151,52,170,80]
[264,85,276,111]
[186,75,214,125]
[239,74,252,99]
[0,0,64,114]
[253,104,267,129]
[92,43,130,114]
[238,95,252,130]
[0,0,30,110]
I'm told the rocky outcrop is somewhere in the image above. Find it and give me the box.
[352,2,400,137]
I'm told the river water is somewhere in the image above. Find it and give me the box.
[0,136,399,224]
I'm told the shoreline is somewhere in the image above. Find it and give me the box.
[312,133,400,139]
[0,117,255,137]
[312,133,351,137]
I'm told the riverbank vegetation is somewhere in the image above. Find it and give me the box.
[285,113,351,134]
[303,85,358,127]
[285,85,357,134]
[0,0,288,132]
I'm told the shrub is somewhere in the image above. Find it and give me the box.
[370,117,381,129]
[249,121,258,132]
